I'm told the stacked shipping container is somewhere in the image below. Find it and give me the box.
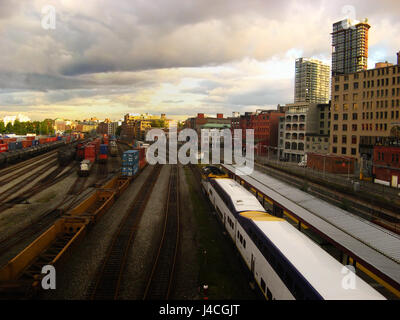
[99,144,108,162]
[84,145,96,163]
[121,150,139,176]
[135,146,148,170]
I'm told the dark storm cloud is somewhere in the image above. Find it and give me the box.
[0,0,399,119]
[0,72,93,92]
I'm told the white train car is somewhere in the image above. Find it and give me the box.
[203,177,386,300]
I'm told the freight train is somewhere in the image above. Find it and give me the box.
[77,137,102,176]
[57,146,76,166]
[0,140,65,166]
[201,170,386,300]
[0,134,83,167]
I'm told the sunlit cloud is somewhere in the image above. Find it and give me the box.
[0,0,399,120]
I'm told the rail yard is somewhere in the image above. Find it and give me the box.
[0,134,398,301]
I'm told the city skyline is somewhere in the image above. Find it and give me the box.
[1,0,399,121]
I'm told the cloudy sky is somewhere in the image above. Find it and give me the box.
[0,0,399,121]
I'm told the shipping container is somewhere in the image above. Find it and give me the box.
[100,144,108,155]
[84,145,96,162]
[22,140,33,148]
[139,158,147,170]
[8,142,16,151]
[99,153,108,163]
[15,141,23,150]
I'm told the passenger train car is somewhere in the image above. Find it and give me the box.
[201,175,386,300]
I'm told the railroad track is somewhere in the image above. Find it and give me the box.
[143,165,180,300]
[254,162,400,233]
[96,162,108,181]
[0,208,62,263]
[0,160,58,205]
[0,163,77,213]
[87,164,162,300]
[0,154,58,186]
[0,166,97,263]
[67,175,89,196]
[0,150,58,176]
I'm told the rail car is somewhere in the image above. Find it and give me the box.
[0,140,66,166]
[78,159,93,177]
[202,177,386,300]
[109,140,118,157]
[201,165,229,180]
[57,145,77,166]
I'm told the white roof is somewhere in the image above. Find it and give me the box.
[222,164,400,287]
[253,219,386,300]
[215,179,266,213]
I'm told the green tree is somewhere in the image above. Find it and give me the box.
[0,121,5,133]
[33,121,41,135]
[13,119,22,135]
[39,121,49,135]
[25,122,35,134]
[5,122,13,133]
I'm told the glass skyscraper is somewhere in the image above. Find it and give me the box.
[331,18,370,75]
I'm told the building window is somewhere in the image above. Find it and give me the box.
[342,147,347,155]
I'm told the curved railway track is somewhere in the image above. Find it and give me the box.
[67,175,89,196]
[0,150,58,176]
[0,163,110,263]
[143,165,180,300]
[0,153,58,186]
[88,164,162,300]
[0,163,78,213]
[0,208,62,263]
[0,160,58,205]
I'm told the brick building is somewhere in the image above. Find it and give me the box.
[330,51,400,162]
[373,143,400,188]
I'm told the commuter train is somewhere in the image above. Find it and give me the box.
[201,170,386,300]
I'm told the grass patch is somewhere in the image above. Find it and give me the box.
[184,166,261,300]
